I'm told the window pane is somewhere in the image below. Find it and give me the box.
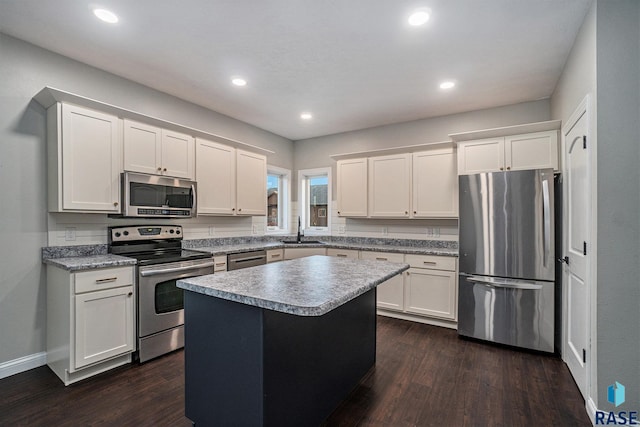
[308,175,328,227]
[267,174,280,227]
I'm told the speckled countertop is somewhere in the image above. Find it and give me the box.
[44,254,137,271]
[177,255,409,316]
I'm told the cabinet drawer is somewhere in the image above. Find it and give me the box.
[74,267,134,294]
[266,249,284,263]
[327,248,359,259]
[404,254,456,271]
[359,251,404,263]
[213,256,228,272]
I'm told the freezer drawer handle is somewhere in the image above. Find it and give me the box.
[467,276,543,290]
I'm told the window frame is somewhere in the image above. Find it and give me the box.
[298,167,332,236]
[265,165,291,235]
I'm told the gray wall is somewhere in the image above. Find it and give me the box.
[293,100,551,200]
[594,0,640,411]
[0,33,293,364]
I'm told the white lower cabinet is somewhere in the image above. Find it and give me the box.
[47,265,136,385]
[283,247,327,260]
[360,251,404,312]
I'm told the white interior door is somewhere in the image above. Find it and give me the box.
[562,101,590,399]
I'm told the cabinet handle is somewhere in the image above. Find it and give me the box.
[95,277,117,284]
[375,257,388,261]
[215,262,226,267]
[128,292,133,297]
[423,261,437,265]
[271,254,281,258]
[336,254,348,258]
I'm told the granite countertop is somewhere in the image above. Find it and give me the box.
[44,254,137,271]
[177,255,409,316]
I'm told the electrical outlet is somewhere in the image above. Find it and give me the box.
[65,227,76,241]
[433,227,441,238]
[425,227,433,237]
[252,224,258,234]
[208,226,215,236]
[338,225,346,234]
[382,227,388,236]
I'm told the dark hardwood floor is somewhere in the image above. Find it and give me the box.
[0,316,590,426]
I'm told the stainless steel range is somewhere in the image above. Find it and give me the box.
[109,225,214,362]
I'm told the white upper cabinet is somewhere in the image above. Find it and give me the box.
[236,149,267,216]
[412,148,458,218]
[196,141,266,216]
[368,153,411,218]
[48,103,121,213]
[196,138,236,215]
[123,119,195,179]
[456,130,558,175]
[336,158,367,217]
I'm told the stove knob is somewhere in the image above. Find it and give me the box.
[176,229,181,235]
[114,232,121,238]
[169,229,175,234]
[123,231,129,236]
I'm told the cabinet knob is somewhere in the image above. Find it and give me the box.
[507,167,511,170]
[232,208,235,211]
[500,167,504,171]
[406,271,410,275]
[127,292,133,297]
[337,211,341,215]
[405,211,408,215]
[163,168,167,172]
[413,211,417,214]
[114,202,119,207]
[238,208,242,212]
[157,167,162,171]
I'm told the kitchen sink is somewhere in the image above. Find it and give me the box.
[281,240,324,244]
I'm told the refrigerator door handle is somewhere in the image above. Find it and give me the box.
[542,177,551,268]
[466,275,544,290]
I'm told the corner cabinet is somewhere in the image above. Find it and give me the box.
[47,103,122,213]
[196,139,266,216]
[47,265,135,386]
[456,129,559,175]
[336,158,368,217]
[123,119,195,179]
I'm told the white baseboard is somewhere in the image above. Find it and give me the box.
[0,352,47,380]
[586,397,598,425]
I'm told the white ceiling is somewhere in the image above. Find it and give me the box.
[0,1,592,140]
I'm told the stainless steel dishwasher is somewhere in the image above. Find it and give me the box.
[227,250,267,270]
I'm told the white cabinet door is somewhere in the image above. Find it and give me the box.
[196,138,236,215]
[506,130,558,171]
[161,129,195,179]
[457,138,505,175]
[412,148,458,218]
[360,251,405,311]
[336,158,367,217]
[368,154,411,217]
[404,268,456,320]
[74,286,134,369]
[236,149,267,216]
[123,119,162,175]
[60,104,121,212]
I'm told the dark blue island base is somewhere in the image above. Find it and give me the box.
[184,288,377,427]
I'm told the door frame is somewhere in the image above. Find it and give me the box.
[561,94,598,418]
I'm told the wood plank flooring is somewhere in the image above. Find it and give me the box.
[0,316,590,426]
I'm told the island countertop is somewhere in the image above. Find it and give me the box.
[177,255,409,316]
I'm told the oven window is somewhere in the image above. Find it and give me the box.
[130,182,193,208]
[155,279,184,314]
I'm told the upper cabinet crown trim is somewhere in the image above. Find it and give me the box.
[448,120,561,144]
[33,87,274,155]
[330,141,453,161]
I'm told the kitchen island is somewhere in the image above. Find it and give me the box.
[177,255,409,427]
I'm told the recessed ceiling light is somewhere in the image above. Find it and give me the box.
[300,113,312,120]
[440,81,455,89]
[93,8,119,24]
[231,78,247,87]
[408,9,431,26]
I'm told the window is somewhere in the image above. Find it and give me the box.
[299,168,332,235]
[266,166,290,234]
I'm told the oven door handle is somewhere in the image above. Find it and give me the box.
[140,261,215,277]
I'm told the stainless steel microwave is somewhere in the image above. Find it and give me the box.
[122,172,196,218]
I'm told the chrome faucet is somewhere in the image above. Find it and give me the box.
[297,216,302,243]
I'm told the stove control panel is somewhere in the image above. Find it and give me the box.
[109,225,183,243]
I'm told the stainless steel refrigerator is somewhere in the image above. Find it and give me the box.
[458,169,555,352]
